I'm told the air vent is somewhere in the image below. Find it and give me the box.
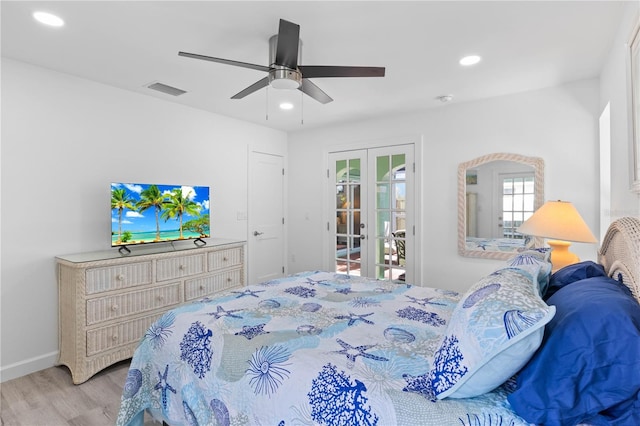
[146,82,187,96]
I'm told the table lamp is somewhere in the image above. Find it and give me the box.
[517,200,598,273]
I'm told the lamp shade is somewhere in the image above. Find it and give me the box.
[517,200,597,243]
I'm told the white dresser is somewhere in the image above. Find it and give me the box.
[56,239,245,384]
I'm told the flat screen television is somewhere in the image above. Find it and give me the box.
[111,182,210,250]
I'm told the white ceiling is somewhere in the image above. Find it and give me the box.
[1,1,627,132]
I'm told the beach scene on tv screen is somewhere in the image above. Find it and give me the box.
[111,182,210,246]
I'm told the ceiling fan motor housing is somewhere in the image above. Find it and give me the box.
[269,34,302,89]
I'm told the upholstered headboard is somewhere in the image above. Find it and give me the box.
[598,217,640,303]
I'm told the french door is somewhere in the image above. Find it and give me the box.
[328,145,414,282]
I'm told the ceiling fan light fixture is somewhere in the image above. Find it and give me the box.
[279,102,294,110]
[269,68,302,90]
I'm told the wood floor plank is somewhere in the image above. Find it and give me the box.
[0,361,157,426]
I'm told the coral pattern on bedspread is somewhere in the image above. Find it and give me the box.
[117,271,529,426]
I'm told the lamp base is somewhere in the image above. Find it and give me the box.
[547,239,580,273]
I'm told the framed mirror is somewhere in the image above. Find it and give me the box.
[458,153,544,260]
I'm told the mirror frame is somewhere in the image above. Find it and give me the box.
[457,153,545,260]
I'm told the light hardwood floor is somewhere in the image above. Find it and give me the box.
[0,361,157,426]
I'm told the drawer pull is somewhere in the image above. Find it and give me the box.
[157,295,164,301]
[227,277,232,282]
[111,305,119,311]
[112,335,118,341]
[223,257,228,262]
[179,264,185,271]
[116,274,125,281]
[199,285,205,291]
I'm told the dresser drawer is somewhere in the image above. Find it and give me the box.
[86,283,181,326]
[184,269,242,301]
[85,262,153,295]
[156,254,205,281]
[86,313,161,356]
[208,247,243,271]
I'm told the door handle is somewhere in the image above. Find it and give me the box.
[253,231,264,236]
[360,234,366,240]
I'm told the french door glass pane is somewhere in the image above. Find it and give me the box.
[335,158,362,276]
[375,154,405,281]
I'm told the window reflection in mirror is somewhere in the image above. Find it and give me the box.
[458,153,544,260]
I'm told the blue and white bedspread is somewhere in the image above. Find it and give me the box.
[465,237,527,252]
[117,271,527,426]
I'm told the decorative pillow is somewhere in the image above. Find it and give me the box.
[508,276,640,425]
[428,262,555,399]
[506,249,551,295]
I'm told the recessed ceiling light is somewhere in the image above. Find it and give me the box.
[33,11,65,27]
[279,102,294,110]
[459,55,481,66]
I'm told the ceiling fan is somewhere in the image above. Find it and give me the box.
[178,19,385,104]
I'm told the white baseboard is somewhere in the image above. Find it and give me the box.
[0,351,59,383]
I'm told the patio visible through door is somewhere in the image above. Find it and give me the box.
[328,144,413,282]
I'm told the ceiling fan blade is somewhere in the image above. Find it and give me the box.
[231,77,270,99]
[179,51,270,73]
[274,19,300,69]
[298,65,385,78]
[299,79,333,104]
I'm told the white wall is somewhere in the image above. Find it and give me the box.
[288,79,602,292]
[0,59,287,381]
[599,1,640,220]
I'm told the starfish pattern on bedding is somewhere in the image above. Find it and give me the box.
[207,305,243,320]
[154,364,176,409]
[334,338,389,364]
[334,312,375,326]
[305,277,330,286]
[231,288,265,298]
[405,295,447,307]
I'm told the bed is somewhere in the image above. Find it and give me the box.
[116,217,640,426]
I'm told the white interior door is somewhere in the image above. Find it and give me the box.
[328,144,414,282]
[248,151,285,284]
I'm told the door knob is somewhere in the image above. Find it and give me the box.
[253,231,264,236]
[360,234,366,240]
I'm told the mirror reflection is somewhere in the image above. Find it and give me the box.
[458,153,544,260]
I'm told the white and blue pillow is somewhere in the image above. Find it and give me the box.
[507,248,551,295]
[428,260,554,399]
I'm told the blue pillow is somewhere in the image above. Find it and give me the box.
[545,261,607,300]
[507,276,640,425]
[428,262,555,399]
